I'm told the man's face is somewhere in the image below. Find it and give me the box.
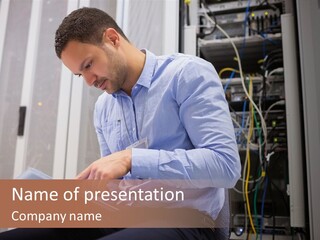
[61,40,127,94]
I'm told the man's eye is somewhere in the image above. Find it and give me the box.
[85,62,92,69]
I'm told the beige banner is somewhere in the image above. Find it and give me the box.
[0,180,229,228]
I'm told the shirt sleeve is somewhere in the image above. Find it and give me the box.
[131,58,241,189]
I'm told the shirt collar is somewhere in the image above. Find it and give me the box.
[134,49,156,89]
[112,49,157,98]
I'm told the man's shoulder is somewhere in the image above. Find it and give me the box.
[94,92,114,110]
[157,53,211,71]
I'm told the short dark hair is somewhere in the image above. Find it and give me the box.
[55,7,128,58]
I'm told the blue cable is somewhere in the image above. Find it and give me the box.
[262,33,267,58]
[241,100,247,129]
[236,100,247,144]
[224,70,236,93]
[239,0,251,56]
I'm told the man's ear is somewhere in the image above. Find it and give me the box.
[103,28,119,46]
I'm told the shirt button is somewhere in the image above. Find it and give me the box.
[133,128,135,132]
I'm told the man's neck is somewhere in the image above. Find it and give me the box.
[121,42,146,96]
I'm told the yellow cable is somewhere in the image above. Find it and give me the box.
[218,67,240,78]
[245,75,257,236]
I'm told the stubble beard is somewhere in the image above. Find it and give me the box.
[103,47,127,94]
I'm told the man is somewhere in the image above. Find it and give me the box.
[1,7,240,240]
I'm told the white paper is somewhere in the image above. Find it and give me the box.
[16,167,52,179]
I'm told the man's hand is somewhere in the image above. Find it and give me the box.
[76,149,132,180]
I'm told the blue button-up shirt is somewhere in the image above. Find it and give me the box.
[94,50,240,219]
